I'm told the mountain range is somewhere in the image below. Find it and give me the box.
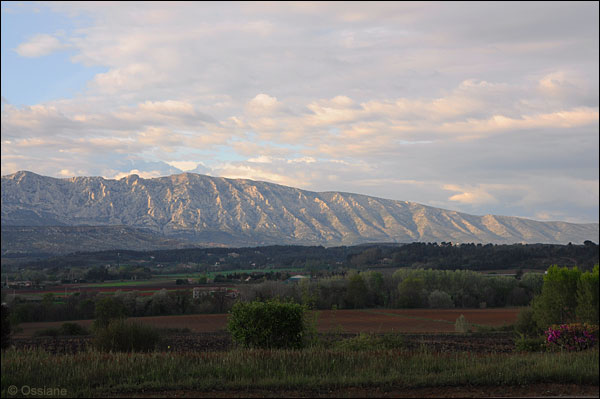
[1,170,598,255]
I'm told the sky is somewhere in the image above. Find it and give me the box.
[1,1,598,224]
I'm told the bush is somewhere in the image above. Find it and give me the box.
[514,335,546,352]
[33,323,89,337]
[428,290,454,309]
[34,328,60,337]
[94,320,162,352]
[1,304,10,350]
[454,314,471,333]
[545,323,598,352]
[335,332,404,351]
[515,307,542,337]
[227,299,306,349]
[59,322,89,336]
[93,297,127,330]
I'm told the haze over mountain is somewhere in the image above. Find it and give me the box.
[1,171,598,255]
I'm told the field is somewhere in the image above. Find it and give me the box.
[13,308,520,338]
[3,346,598,397]
[6,307,599,397]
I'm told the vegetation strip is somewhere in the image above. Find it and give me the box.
[360,309,454,325]
[2,348,598,397]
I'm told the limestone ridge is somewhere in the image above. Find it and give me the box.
[2,170,598,246]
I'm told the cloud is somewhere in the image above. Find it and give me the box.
[1,2,598,223]
[246,94,285,115]
[15,34,68,57]
[110,169,168,180]
[444,184,498,205]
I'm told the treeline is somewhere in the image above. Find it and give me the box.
[350,241,599,271]
[6,268,549,324]
[241,269,544,310]
[12,241,598,273]
[7,288,233,324]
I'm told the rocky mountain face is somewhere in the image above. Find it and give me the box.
[2,171,598,253]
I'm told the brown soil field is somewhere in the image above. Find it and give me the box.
[14,308,520,337]
[12,284,235,296]
[369,308,520,325]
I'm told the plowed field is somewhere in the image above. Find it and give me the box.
[15,308,520,337]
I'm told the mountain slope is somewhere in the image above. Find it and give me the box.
[2,171,598,248]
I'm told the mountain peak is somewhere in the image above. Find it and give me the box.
[1,171,598,246]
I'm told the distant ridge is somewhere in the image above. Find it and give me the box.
[1,171,598,254]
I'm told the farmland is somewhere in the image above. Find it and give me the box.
[13,308,520,338]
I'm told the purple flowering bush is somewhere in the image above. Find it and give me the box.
[545,323,598,351]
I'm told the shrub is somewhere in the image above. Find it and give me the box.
[94,320,162,352]
[227,299,306,349]
[545,323,598,352]
[428,290,454,309]
[514,335,546,352]
[59,322,89,336]
[93,297,127,330]
[34,328,60,337]
[335,332,404,351]
[1,304,10,350]
[515,307,542,337]
[454,314,471,333]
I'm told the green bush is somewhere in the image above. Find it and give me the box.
[59,322,89,336]
[514,335,546,352]
[93,297,127,330]
[1,304,11,350]
[335,332,404,351]
[93,320,162,352]
[33,323,89,337]
[34,328,60,337]
[227,299,307,349]
[515,307,542,337]
[454,314,471,333]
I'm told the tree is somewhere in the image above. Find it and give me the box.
[428,290,454,308]
[94,297,127,329]
[345,273,367,309]
[576,265,599,324]
[532,265,581,329]
[397,276,426,308]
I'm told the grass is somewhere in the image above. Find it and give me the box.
[82,279,172,288]
[162,267,304,279]
[2,347,597,397]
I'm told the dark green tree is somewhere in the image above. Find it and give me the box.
[94,296,127,330]
[576,264,599,324]
[532,265,581,329]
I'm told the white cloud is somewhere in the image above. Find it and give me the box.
[15,34,68,57]
[110,169,166,180]
[1,2,598,223]
[444,184,498,205]
[246,94,284,115]
[166,161,200,171]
